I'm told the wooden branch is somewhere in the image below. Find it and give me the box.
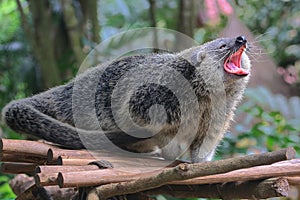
[38,166,161,187]
[0,153,48,165]
[171,159,300,185]
[1,162,37,174]
[0,138,52,158]
[57,157,96,166]
[57,153,171,169]
[35,165,100,174]
[57,169,134,188]
[1,139,172,167]
[10,174,77,200]
[54,159,300,189]
[35,165,108,187]
[142,178,289,199]
[87,148,295,199]
[1,139,297,199]
[35,172,59,187]
[47,148,93,162]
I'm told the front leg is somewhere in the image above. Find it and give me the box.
[191,143,217,163]
[190,108,227,163]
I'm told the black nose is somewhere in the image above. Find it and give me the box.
[236,35,247,44]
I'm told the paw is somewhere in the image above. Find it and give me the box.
[88,160,114,169]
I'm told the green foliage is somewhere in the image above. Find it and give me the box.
[220,87,300,158]
[0,175,16,199]
[99,0,179,40]
[0,0,20,43]
[221,105,300,157]
[0,1,29,198]
[236,0,300,67]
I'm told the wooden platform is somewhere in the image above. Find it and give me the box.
[1,138,300,200]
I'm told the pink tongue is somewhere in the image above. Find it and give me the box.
[227,62,238,70]
[224,48,249,76]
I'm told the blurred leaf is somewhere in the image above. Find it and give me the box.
[0,0,20,43]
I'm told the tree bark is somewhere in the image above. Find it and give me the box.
[177,0,195,37]
[16,0,101,89]
[16,0,61,88]
[79,0,101,44]
[60,0,85,66]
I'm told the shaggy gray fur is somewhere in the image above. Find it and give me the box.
[2,36,251,162]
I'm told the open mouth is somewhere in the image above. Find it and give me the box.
[224,45,249,76]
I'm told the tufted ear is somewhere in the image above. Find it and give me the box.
[191,50,206,66]
[197,51,206,63]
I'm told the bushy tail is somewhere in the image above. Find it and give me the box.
[1,99,148,151]
[2,99,85,149]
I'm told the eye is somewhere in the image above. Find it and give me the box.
[219,44,226,49]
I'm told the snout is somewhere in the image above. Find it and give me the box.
[236,36,247,45]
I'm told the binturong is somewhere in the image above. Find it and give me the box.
[2,36,251,163]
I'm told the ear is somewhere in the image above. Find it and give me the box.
[197,51,206,63]
[191,51,206,66]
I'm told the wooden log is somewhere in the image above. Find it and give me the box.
[35,172,59,187]
[57,153,171,169]
[87,147,296,200]
[142,178,289,199]
[15,185,77,200]
[47,148,93,162]
[58,157,97,166]
[57,159,300,189]
[57,169,136,188]
[9,174,76,200]
[171,159,300,185]
[1,162,37,174]
[57,156,170,169]
[0,138,54,158]
[35,165,100,174]
[39,165,164,187]
[0,153,48,165]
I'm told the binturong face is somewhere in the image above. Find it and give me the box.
[189,36,251,82]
